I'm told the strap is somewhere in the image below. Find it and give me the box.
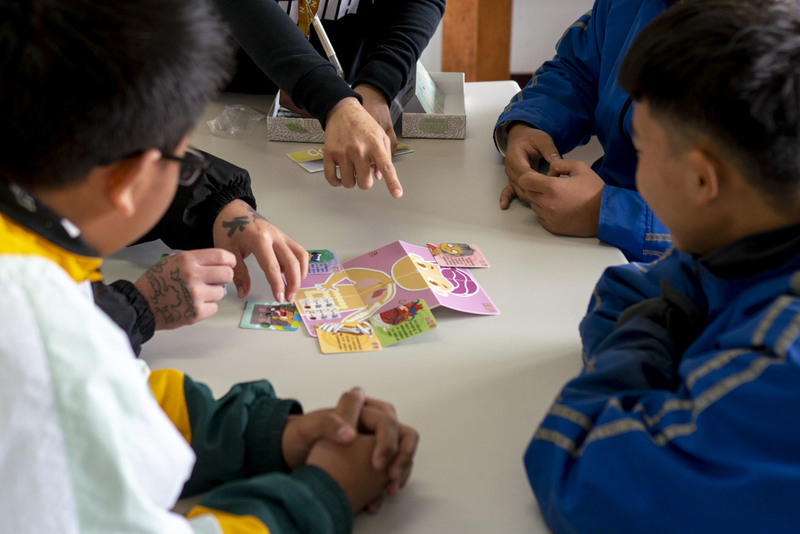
[298,0,320,37]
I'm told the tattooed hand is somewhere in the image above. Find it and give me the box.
[212,200,309,302]
[134,249,236,331]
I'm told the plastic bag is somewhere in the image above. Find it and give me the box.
[206,105,265,139]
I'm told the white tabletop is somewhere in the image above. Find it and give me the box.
[105,81,624,534]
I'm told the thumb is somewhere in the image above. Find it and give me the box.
[536,138,560,163]
[336,386,367,427]
[547,157,577,177]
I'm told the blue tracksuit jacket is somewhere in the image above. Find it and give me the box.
[527,223,800,533]
[494,0,675,262]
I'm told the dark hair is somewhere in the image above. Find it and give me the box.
[619,0,800,211]
[0,0,234,188]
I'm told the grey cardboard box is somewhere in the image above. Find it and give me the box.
[267,82,413,144]
[401,72,466,140]
[266,92,325,143]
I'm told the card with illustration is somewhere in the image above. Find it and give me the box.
[240,301,301,331]
[294,240,499,337]
[307,248,341,275]
[370,299,438,347]
[287,143,414,173]
[316,322,382,354]
[427,243,490,268]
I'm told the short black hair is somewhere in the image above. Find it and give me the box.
[619,0,800,211]
[0,0,234,188]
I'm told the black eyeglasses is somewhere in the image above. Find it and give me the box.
[160,146,209,187]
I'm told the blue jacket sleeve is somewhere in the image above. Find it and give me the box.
[494,7,599,154]
[599,183,673,261]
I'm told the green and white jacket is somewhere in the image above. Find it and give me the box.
[0,179,351,534]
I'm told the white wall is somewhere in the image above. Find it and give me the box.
[420,0,595,76]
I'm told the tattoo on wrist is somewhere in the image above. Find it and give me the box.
[222,215,250,237]
[143,259,196,325]
[220,207,268,237]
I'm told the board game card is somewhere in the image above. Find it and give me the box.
[307,248,341,274]
[369,299,438,347]
[427,243,490,268]
[240,301,300,331]
[316,322,382,354]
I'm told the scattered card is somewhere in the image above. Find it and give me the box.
[307,248,342,274]
[427,243,490,268]
[287,143,414,173]
[240,301,300,331]
[369,299,438,347]
[316,322,382,354]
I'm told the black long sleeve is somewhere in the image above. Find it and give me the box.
[213,0,445,124]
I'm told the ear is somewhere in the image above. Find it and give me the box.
[106,149,162,217]
[687,149,721,206]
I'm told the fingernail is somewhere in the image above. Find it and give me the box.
[550,152,561,160]
[275,292,284,303]
[237,287,245,299]
[350,386,365,398]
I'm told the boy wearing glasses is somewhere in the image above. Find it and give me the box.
[0,0,417,532]
[525,1,800,532]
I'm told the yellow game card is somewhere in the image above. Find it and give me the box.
[287,143,413,173]
[315,323,382,354]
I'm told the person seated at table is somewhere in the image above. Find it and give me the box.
[215,0,446,199]
[99,152,310,356]
[525,1,800,532]
[493,0,679,263]
[0,1,418,532]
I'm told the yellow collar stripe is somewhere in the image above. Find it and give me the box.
[0,213,102,283]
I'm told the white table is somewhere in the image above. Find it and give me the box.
[105,81,623,534]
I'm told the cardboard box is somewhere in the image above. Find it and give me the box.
[267,81,412,143]
[267,91,325,143]
[401,70,466,140]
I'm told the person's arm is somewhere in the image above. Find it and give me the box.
[212,0,358,126]
[350,0,445,105]
[138,151,256,250]
[599,183,673,262]
[493,5,601,156]
[150,371,416,532]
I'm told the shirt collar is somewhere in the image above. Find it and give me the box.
[698,222,800,279]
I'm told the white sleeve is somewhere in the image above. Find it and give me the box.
[0,257,204,534]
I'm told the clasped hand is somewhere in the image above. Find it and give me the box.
[501,125,604,237]
[283,387,419,514]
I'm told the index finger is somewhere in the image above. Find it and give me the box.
[505,149,541,182]
[190,248,238,268]
[375,158,402,198]
[517,169,552,193]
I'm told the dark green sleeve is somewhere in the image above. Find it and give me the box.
[191,466,353,534]
[181,374,302,497]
